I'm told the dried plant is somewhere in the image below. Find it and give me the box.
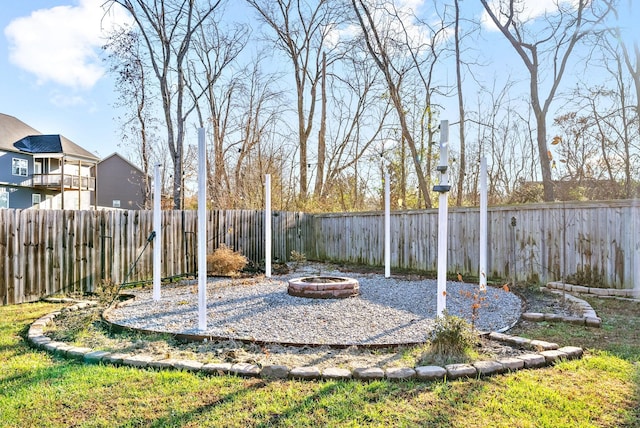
[207,244,248,277]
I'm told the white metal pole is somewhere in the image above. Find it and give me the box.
[436,120,450,317]
[197,128,207,331]
[265,174,272,278]
[384,170,391,278]
[153,163,161,301]
[479,156,488,291]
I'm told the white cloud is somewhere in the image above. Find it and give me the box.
[481,0,583,30]
[4,0,130,89]
[50,91,87,107]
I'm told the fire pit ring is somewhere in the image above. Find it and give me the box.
[287,276,360,299]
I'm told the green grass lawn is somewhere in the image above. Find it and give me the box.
[1,297,639,427]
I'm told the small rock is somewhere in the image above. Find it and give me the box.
[517,354,547,368]
[322,367,352,380]
[261,365,290,379]
[385,367,416,380]
[415,366,446,381]
[289,366,321,380]
[473,360,504,376]
[353,367,384,380]
[445,364,476,380]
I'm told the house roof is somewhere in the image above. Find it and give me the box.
[0,113,99,162]
[99,152,146,176]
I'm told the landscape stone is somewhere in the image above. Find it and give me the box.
[521,313,545,321]
[43,341,67,352]
[123,354,156,367]
[540,349,568,363]
[148,359,182,369]
[530,340,558,351]
[230,362,260,377]
[322,367,352,380]
[385,367,416,380]
[473,360,504,376]
[445,364,477,380]
[488,332,510,341]
[103,353,134,365]
[201,362,232,374]
[66,347,93,360]
[572,285,588,294]
[175,360,204,372]
[557,346,583,359]
[585,317,602,327]
[563,316,586,325]
[543,313,564,322]
[353,367,385,380]
[510,336,532,347]
[517,354,547,368]
[414,366,446,381]
[496,357,525,371]
[261,365,290,379]
[84,350,112,364]
[289,366,321,380]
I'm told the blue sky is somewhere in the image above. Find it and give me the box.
[0,0,132,157]
[1,1,638,161]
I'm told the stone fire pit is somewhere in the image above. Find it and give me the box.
[287,276,360,299]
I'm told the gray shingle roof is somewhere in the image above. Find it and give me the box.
[0,113,99,161]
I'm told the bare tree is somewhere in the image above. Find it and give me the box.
[246,0,347,202]
[351,0,448,208]
[480,0,613,201]
[107,0,222,208]
[104,28,160,209]
[188,14,249,207]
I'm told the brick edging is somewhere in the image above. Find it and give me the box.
[28,299,584,382]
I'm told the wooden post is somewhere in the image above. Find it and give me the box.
[435,120,450,317]
[265,174,272,278]
[197,128,207,331]
[153,163,161,301]
[479,156,487,291]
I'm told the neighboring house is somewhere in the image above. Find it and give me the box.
[92,152,149,210]
[0,113,99,209]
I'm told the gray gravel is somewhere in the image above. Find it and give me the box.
[107,265,523,346]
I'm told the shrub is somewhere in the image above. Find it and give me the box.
[429,311,477,357]
[207,244,247,276]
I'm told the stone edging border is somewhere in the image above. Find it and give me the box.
[27,298,583,382]
[546,281,638,299]
[521,286,602,327]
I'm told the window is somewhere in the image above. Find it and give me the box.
[0,188,8,208]
[112,200,121,208]
[32,194,41,206]
[12,158,28,176]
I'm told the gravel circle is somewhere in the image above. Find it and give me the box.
[107,266,523,347]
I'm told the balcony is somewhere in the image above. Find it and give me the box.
[32,174,96,191]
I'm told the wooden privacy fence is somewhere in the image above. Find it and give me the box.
[0,209,305,305]
[305,200,639,289]
[1,200,638,305]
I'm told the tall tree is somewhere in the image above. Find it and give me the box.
[351,0,447,208]
[107,0,222,208]
[246,0,346,202]
[480,0,612,201]
[453,0,466,207]
[104,28,156,209]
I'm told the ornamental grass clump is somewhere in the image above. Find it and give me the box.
[207,244,248,276]
[428,311,477,358]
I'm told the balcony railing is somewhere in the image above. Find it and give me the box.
[32,174,96,191]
